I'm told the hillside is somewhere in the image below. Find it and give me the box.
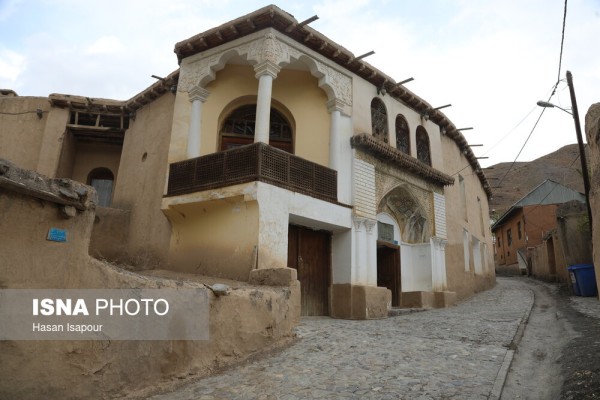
[484,144,587,216]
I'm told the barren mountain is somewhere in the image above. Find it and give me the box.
[484,144,587,216]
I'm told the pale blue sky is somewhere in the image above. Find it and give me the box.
[1,0,599,168]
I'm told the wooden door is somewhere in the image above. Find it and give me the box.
[288,225,331,316]
[377,242,401,307]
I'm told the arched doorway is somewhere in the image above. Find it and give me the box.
[220,104,293,153]
[87,167,114,207]
[377,186,432,304]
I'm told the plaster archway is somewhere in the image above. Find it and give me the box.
[378,185,431,244]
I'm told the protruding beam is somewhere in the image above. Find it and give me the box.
[298,15,319,27]
[355,50,375,61]
[396,77,414,85]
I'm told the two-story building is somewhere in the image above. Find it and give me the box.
[0,5,495,318]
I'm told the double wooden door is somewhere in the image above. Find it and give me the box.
[287,225,331,316]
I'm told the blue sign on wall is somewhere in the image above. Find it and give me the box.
[47,228,67,242]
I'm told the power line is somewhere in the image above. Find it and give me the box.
[490,0,570,189]
[496,105,549,188]
[450,81,560,179]
[554,0,568,95]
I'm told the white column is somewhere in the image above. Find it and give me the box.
[365,219,377,285]
[186,86,210,159]
[254,61,281,144]
[327,99,343,171]
[353,217,364,284]
[430,237,448,291]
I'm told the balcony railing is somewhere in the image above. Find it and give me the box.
[166,142,337,203]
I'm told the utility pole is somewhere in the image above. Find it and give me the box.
[566,70,593,235]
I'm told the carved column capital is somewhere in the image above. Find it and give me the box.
[353,217,365,231]
[431,236,448,249]
[254,60,281,79]
[326,99,345,114]
[364,219,377,234]
[188,86,210,103]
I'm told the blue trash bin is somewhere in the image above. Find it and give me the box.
[568,264,597,297]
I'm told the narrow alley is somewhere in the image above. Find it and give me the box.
[144,277,599,399]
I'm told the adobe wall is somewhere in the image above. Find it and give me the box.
[111,93,175,268]
[556,200,593,267]
[0,96,49,170]
[584,103,600,294]
[0,160,300,399]
[70,142,122,186]
[441,134,495,301]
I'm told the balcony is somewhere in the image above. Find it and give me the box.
[166,142,337,203]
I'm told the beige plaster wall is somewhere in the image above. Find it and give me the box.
[169,64,330,166]
[0,176,299,400]
[272,68,330,165]
[351,77,444,170]
[0,96,49,171]
[164,196,260,280]
[441,134,495,301]
[111,93,175,268]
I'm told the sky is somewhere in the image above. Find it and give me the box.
[1,0,599,168]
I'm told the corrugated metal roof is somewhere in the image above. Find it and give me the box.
[491,179,585,230]
[513,180,585,207]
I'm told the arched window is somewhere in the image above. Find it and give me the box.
[220,104,293,153]
[370,98,389,143]
[416,126,431,166]
[395,114,410,154]
[88,168,114,207]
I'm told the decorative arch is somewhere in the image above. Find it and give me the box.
[219,101,294,153]
[378,185,430,244]
[87,167,114,207]
[178,32,352,113]
[395,114,410,154]
[416,126,431,166]
[371,98,389,143]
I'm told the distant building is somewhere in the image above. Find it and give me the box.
[492,180,586,269]
[0,5,495,318]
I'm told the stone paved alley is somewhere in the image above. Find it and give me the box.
[147,277,600,399]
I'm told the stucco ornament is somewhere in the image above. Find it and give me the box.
[364,219,377,234]
[177,30,353,112]
[323,65,352,107]
[353,217,365,231]
[178,55,219,92]
[262,32,283,64]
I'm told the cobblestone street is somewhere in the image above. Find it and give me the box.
[148,278,536,399]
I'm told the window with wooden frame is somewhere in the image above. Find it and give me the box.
[88,167,114,207]
[370,98,389,143]
[220,104,293,153]
[416,125,431,166]
[395,114,410,154]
